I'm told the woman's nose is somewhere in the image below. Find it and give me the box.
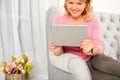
[73,4,77,9]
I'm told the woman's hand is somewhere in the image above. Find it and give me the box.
[49,41,63,56]
[80,39,100,56]
[80,39,95,55]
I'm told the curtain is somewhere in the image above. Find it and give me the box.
[0,0,50,80]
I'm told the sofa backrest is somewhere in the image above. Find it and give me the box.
[93,12,120,60]
[46,7,120,60]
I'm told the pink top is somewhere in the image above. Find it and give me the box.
[53,15,104,62]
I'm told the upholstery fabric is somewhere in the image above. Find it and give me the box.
[46,8,120,80]
[93,12,120,60]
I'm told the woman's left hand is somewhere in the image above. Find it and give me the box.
[80,38,94,55]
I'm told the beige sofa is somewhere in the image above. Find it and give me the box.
[46,8,120,80]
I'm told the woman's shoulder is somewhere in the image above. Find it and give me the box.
[85,17,100,24]
[85,17,99,22]
[91,17,101,25]
[85,17,101,29]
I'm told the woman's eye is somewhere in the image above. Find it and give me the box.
[77,2,82,5]
[68,2,73,4]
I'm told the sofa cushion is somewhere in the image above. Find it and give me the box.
[93,12,120,60]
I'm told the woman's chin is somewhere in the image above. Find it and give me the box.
[71,14,81,18]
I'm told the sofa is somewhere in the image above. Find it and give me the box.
[46,7,120,80]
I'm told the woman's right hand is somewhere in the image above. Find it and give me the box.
[49,41,63,56]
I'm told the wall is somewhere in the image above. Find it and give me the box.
[92,0,120,14]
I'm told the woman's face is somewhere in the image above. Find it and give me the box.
[66,0,86,18]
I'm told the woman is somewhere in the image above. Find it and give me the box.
[49,0,120,80]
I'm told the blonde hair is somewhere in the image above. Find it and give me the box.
[64,0,93,21]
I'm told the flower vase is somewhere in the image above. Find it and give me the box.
[5,74,26,80]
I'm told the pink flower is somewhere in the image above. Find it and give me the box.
[15,59,21,63]
[11,62,16,68]
[20,59,24,63]
[21,70,26,74]
[6,66,13,74]
[7,61,12,66]
[26,59,32,65]
[0,54,33,78]
[17,64,23,71]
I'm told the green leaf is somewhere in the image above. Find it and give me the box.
[27,67,31,72]
[27,64,34,72]
[3,62,7,67]
[22,54,28,63]
[23,64,27,70]
[12,56,16,62]
[3,69,7,74]
[12,68,20,74]
[26,72,30,80]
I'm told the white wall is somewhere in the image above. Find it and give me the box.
[92,0,120,14]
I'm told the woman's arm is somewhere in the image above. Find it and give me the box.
[80,39,100,56]
[49,41,63,56]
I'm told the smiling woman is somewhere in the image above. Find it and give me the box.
[49,0,100,80]
[64,0,93,21]
[48,0,120,80]
[65,0,86,18]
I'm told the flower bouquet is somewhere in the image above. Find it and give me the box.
[0,54,33,80]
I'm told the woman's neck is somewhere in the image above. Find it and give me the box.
[70,16,85,24]
[64,14,93,24]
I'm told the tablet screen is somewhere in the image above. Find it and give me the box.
[51,24,88,46]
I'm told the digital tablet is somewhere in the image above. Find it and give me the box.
[51,24,88,46]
